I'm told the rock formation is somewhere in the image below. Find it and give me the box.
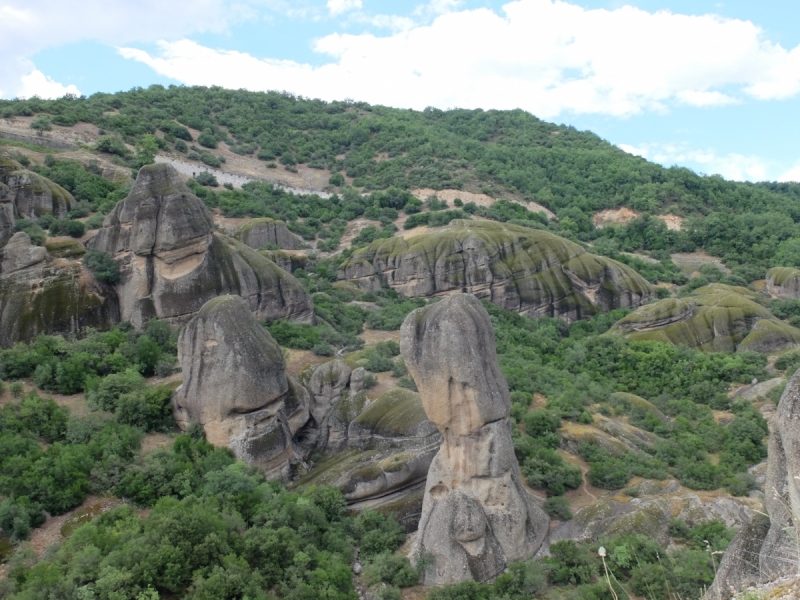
[172,295,310,477]
[0,153,74,220]
[401,293,549,584]
[235,217,304,250]
[88,163,314,328]
[611,283,800,352]
[298,387,442,529]
[705,369,800,599]
[767,267,800,299]
[338,221,655,323]
[0,232,119,347]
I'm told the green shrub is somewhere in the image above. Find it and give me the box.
[543,496,572,520]
[83,249,119,283]
[49,218,85,238]
[195,171,219,187]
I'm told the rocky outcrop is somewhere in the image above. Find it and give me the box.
[705,369,800,599]
[401,293,549,584]
[296,387,442,529]
[338,221,655,323]
[550,479,755,550]
[88,163,314,328]
[767,267,800,299]
[0,154,74,220]
[0,182,14,246]
[235,218,304,250]
[612,284,800,353]
[0,232,119,347]
[172,295,310,478]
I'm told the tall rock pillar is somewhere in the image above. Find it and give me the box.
[400,293,549,584]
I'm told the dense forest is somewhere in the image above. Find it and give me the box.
[1,85,798,599]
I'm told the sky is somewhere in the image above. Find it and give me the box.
[2,0,800,183]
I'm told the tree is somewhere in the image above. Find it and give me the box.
[83,249,119,283]
[30,115,53,135]
[135,134,159,168]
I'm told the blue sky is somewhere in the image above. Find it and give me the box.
[3,0,800,182]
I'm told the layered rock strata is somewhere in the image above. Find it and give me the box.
[88,163,314,328]
[705,369,800,599]
[612,283,800,352]
[173,295,310,478]
[338,221,655,323]
[401,293,549,584]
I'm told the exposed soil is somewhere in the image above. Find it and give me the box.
[593,207,639,228]
[658,214,684,231]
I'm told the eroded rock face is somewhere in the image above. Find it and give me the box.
[401,293,549,584]
[767,267,800,299]
[173,295,308,477]
[0,232,119,347]
[0,154,74,220]
[88,163,314,328]
[338,221,655,323]
[612,284,800,353]
[0,182,14,246]
[706,369,800,599]
[235,218,303,250]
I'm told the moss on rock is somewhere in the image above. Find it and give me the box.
[611,283,800,353]
[338,220,655,322]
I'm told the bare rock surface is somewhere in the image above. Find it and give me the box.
[705,369,800,599]
[767,267,800,299]
[173,295,306,477]
[235,218,304,250]
[401,293,549,584]
[88,163,314,328]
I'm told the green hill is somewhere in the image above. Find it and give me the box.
[4,86,800,279]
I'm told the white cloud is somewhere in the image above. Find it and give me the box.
[0,0,255,98]
[619,142,769,181]
[327,0,361,16]
[116,0,800,119]
[779,164,800,183]
[16,70,81,99]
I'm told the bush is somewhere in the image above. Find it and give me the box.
[543,496,572,520]
[84,212,105,229]
[83,249,119,283]
[197,129,218,148]
[49,218,85,238]
[363,552,418,587]
[312,342,335,356]
[329,173,345,186]
[195,171,219,187]
[95,135,130,157]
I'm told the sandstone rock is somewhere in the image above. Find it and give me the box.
[767,267,800,299]
[297,387,441,530]
[0,242,119,347]
[611,283,800,353]
[550,486,755,554]
[173,295,307,477]
[0,182,14,246]
[88,163,314,328]
[338,221,655,323]
[350,367,366,395]
[259,250,309,273]
[235,218,304,250]
[0,154,74,219]
[1,232,46,274]
[706,369,800,598]
[401,293,549,584]
[305,360,353,452]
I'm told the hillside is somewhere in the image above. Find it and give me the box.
[3,86,800,281]
[3,87,800,600]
